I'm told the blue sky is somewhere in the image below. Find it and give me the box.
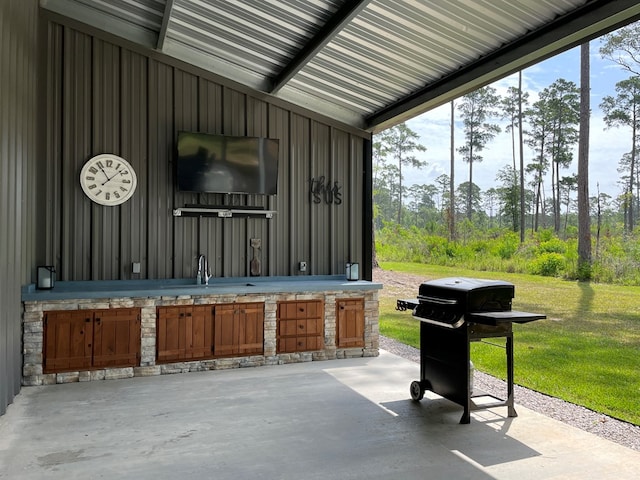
[401,36,635,201]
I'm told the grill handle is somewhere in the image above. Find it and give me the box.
[417,296,458,305]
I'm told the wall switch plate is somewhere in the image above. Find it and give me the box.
[299,261,307,272]
[132,262,141,274]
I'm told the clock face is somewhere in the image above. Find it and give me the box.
[80,154,137,206]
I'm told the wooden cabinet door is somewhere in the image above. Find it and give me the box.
[214,304,239,356]
[157,306,215,362]
[337,298,365,348]
[44,311,93,373]
[236,303,264,355]
[93,308,141,368]
[187,306,214,359]
[214,303,264,356]
[157,306,189,362]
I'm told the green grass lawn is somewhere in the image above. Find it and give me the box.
[378,261,640,426]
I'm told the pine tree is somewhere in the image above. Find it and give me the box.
[457,87,501,219]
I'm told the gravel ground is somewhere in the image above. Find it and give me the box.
[373,267,640,452]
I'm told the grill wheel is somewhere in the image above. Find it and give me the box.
[410,380,424,401]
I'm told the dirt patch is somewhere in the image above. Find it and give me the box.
[372,267,430,299]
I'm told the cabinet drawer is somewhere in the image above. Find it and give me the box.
[278,300,322,319]
[276,300,324,353]
[305,318,323,335]
[278,335,324,353]
[278,318,323,336]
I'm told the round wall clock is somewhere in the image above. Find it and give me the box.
[80,154,137,206]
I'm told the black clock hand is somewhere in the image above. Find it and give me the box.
[101,170,124,186]
[101,174,114,186]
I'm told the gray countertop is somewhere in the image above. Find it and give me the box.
[22,275,382,301]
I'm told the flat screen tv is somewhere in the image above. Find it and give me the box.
[176,131,279,195]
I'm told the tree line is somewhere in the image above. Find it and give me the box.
[373,23,640,278]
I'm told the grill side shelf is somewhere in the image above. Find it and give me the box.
[468,310,546,326]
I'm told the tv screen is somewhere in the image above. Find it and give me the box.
[176,131,279,195]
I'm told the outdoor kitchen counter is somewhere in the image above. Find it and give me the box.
[21,275,382,301]
[21,275,382,386]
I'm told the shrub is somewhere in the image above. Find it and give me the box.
[492,232,519,259]
[537,237,567,254]
[470,239,491,255]
[529,253,565,277]
[535,228,555,242]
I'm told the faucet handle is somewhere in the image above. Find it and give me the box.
[196,254,206,284]
[204,260,212,284]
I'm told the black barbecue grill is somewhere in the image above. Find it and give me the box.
[397,277,545,424]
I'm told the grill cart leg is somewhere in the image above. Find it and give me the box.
[506,334,518,418]
[460,408,471,424]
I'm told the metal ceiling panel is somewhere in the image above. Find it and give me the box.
[40,0,640,132]
[164,0,343,88]
[280,0,581,117]
[41,0,166,45]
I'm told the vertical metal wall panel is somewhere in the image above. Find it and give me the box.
[92,39,121,279]
[172,69,199,278]
[0,0,10,414]
[198,78,224,133]
[197,79,224,277]
[221,89,247,277]
[147,60,174,279]
[349,135,364,270]
[331,129,351,275]
[1,0,8,415]
[289,114,311,276]
[44,19,368,282]
[268,105,290,276]
[0,0,38,415]
[310,121,331,275]
[61,28,93,280]
[120,49,148,279]
[246,97,270,276]
[228,219,245,276]
[44,23,64,275]
[223,88,247,136]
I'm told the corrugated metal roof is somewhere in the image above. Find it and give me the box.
[40,0,640,132]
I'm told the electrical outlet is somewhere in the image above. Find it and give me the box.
[299,261,307,272]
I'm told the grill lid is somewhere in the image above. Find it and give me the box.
[407,277,545,328]
[419,277,513,294]
[416,277,514,321]
[418,277,514,310]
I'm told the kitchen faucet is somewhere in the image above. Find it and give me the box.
[196,254,212,285]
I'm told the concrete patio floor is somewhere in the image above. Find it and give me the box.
[1,350,638,479]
